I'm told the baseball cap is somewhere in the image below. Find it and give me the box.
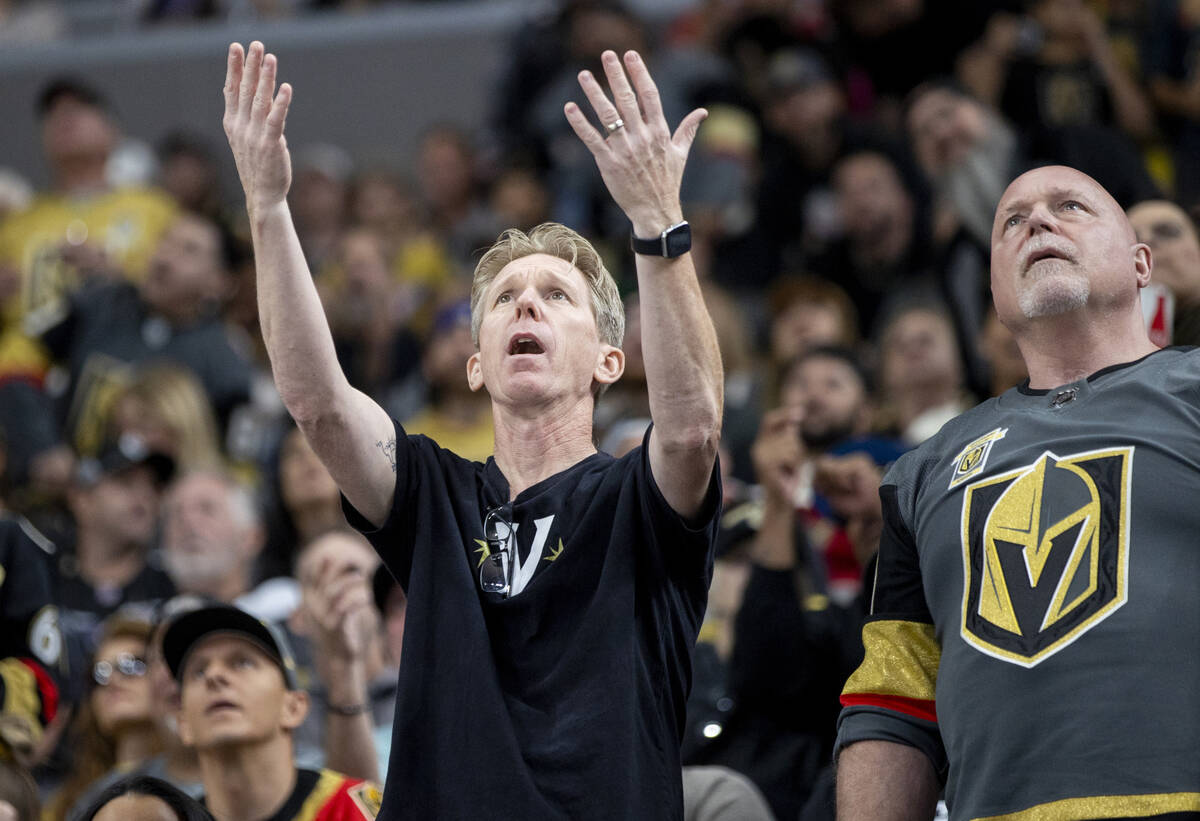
[161,604,300,690]
[76,433,175,487]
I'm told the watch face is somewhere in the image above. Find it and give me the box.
[664,223,692,257]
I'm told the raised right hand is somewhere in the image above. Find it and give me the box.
[223,41,293,218]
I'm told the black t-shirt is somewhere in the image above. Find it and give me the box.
[0,517,64,674]
[52,550,175,700]
[345,421,721,820]
[39,280,253,442]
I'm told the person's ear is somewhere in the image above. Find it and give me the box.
[1133,242,1153,288]
[466,352,484,392]
[593,346,625,387]
[280,689,308,730]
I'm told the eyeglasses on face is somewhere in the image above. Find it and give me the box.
[479,504,514,596]
[93,652,148,687]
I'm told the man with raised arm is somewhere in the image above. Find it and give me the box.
[835,165,1200,818]
[222,41,723,819]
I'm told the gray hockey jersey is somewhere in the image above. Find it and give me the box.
[837,348,1200,819]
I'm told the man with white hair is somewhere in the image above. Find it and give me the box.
[222,40,722,820]
[161,470,294,622]
[836,166,1200,818]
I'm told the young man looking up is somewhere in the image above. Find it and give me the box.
[163,603,380,821]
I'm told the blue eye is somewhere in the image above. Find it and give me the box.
[1062,200,1082,211]
[1006,215,1022,228]
[549,290,566,300]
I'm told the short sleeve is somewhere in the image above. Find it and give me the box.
[835,482,947,778]
[635,425,722,584]
[341,418,421,589]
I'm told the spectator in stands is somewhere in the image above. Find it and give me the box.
[819,148,939,336]
[156,133,223,223]
[1145,0,1200,206]
[1128,198,1200,344]
[348,170,451,333]
[159,471,292,623]
[959,1,1154,142]
[905,80,1018,251]
[107,364,224,474]
[757,48,853,273]
[876,302,973,445]
[683,103,766,294]
[765,276,860,388]
[291,529,392,782]
[59,435,175,678]
[402,299,494,462]
[317,228,422,400]
[0,511,65,764]
[39,211,253,451]
[902,82,1001,390]
[695,347,896,819]
[0,78,176,342]
[752,346,904,605]
[163,604,381,821]
[45,614,162,821]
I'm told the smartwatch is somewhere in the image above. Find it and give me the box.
[631,220,692,258]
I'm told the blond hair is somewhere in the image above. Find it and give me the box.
[111,364,222,472]
[470,222,625,350]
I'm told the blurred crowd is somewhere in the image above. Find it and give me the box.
[2,0,1200,819]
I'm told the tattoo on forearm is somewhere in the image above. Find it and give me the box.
[376,438,397,473]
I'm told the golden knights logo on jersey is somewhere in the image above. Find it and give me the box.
[948,427,1007,489]
[959,446,1133,667]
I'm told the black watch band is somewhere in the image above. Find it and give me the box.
[631,220,691,258]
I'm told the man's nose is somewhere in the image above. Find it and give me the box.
[1027,203,1060,234]
[513,287,542,320]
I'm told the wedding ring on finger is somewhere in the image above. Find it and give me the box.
[604,118,625,136]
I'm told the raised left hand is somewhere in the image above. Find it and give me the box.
[564,50,706,238]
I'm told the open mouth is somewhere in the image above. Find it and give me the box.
[508,334,545,355]
[1025,248,1069,271]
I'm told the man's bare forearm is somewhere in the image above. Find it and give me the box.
[636,252,723,449]
[251,201,348,422]
[837,740,939,821]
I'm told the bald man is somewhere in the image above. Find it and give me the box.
[834,166,1200,819]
